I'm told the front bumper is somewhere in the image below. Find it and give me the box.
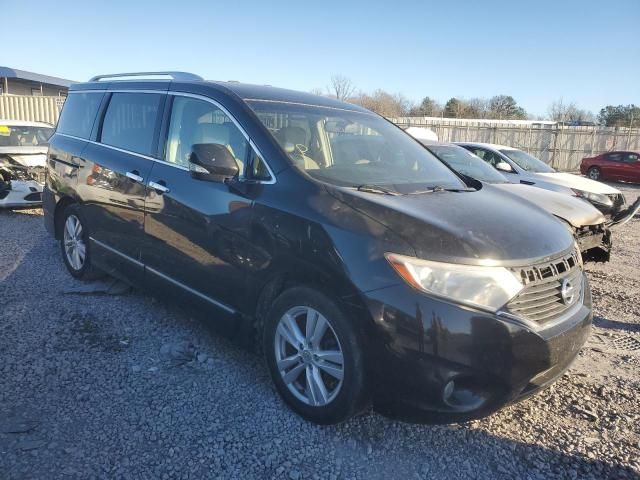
[360,275,592,423]
[0,179,43,209]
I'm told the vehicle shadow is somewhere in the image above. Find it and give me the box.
[2,235,638,480]
[593,315,640,334]
[328,414,639,479]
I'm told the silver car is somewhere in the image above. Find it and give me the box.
[455,142,640,222]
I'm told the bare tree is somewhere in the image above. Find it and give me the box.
[327,75,355,101]
[548,99,594,124]
[465,98,489,118]
[349,89,412,117]
[309,87,325,97]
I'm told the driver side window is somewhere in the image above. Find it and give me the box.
[165,96,248,174]
[470,148,499,167]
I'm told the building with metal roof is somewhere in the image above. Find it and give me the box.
[0,66,75,97]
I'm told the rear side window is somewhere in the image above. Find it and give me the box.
[56,92,104,139]
[100,93,162,156]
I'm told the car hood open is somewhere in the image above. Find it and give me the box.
[329,184,574,266]
[493,183,605,227]
[533,172,620,195]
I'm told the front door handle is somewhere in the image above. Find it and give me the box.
[125,171,144,183]
[148,180,170,194]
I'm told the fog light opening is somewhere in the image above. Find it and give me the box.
[443,379,455,403]
[442,376,489,412]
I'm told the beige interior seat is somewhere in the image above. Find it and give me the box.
[276,126,319,170]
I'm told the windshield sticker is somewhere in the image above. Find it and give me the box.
[0,125,10,136]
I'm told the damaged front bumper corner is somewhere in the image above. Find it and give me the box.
[578,195,640,262]
[607,195,640,230]
[0,162,45,209]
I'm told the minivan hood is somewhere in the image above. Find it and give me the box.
[534,172,619,195]
[493,183,606,227]
[330,185,574,266]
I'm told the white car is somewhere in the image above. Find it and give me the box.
[455,142,637,221]
[0,119,54,208]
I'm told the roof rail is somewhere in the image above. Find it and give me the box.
[88,71,203,82]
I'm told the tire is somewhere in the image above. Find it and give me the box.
[587,166,601,181]
[59,204,101,280]
[263,286,367,424]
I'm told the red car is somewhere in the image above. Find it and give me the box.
[581,151,640,183]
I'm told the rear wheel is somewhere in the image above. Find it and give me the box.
[60,204,100,280]
[264,287,367,424]
[587,166,601,181]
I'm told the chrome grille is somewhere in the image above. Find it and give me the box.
[506,250,583,325]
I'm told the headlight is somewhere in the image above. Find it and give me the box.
[571,189,613,207]
[385,253,524,312]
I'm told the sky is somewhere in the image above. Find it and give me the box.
[2,0,638,117]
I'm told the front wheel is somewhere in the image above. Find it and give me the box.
[263,287,368,424]
[587,166,601,181]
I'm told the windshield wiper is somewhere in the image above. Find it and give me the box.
[407,185,446,195]
[355,184,401,196]
[408,185,475,195]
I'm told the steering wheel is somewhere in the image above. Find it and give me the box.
[294,144,308,155]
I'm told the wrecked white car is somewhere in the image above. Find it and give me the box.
[0,120,53,208]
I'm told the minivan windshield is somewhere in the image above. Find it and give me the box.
[499,149,555,173]
[0,125,54,147]
[427,144,508,183]
[247,101,466,193]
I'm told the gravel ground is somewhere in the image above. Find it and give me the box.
[1,184,639,480]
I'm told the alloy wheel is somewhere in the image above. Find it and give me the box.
[63,214,86,271]
[274,306,344,406]
[588,168,600,180]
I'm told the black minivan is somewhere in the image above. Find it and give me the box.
[44,72,592,424]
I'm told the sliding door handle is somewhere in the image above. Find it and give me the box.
[148,180,170,194]
[125,171,144,183]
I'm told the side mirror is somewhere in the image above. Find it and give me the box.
[189,143,239,182]
[495,161,513,173]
